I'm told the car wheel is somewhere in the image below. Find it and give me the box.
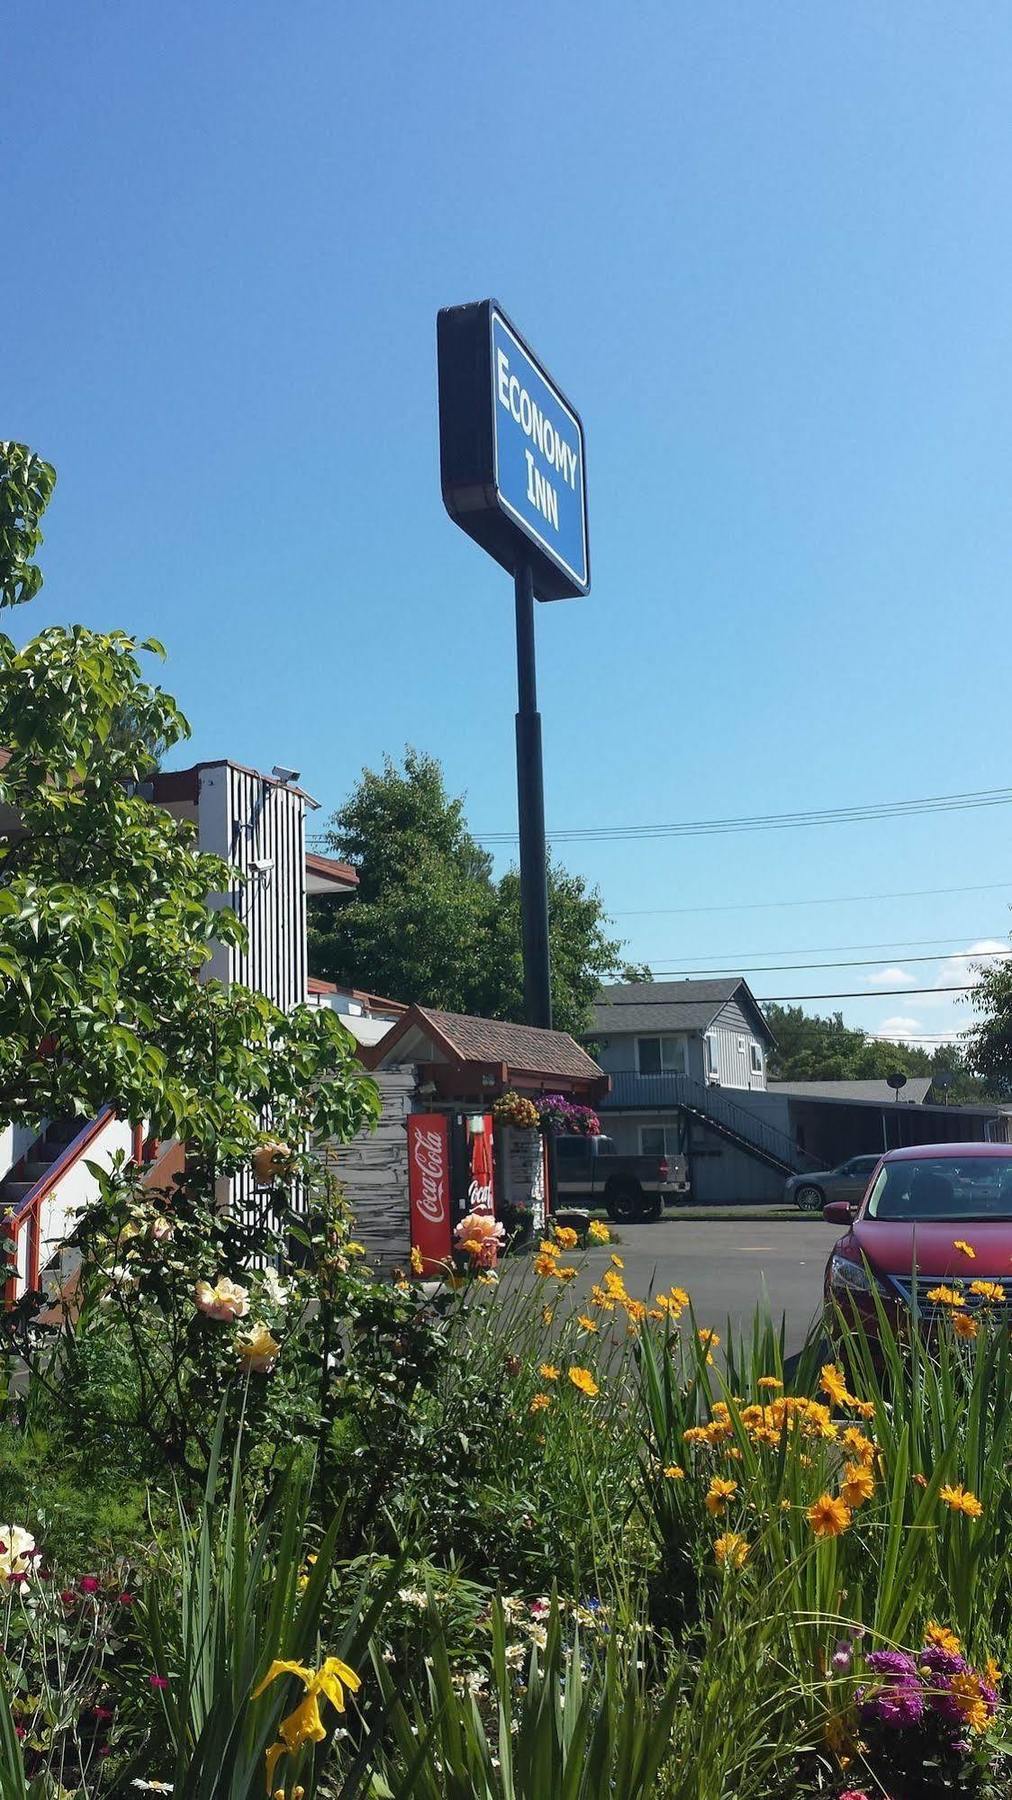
[605,1183,643,1224]
[794,1183,824,1212]
[641,1196,662,1222]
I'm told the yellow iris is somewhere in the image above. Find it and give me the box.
[254,1655,361,1790]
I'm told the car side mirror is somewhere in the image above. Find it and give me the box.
[823,1200,853,1225]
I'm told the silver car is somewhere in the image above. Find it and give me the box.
[785,1153,882,1213]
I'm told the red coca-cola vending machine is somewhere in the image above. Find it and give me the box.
[407,1114,452,1276]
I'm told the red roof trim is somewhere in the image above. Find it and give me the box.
[305,852,359,887]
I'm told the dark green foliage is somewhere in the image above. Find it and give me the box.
[309,748,622,1036]
[766,1002,993,1099]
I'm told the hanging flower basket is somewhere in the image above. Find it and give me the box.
[492,1090,541,1131]
[536,1095,601,1137]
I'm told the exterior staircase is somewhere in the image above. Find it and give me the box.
[601,1072,824,1177]
[0,1118,81,1217]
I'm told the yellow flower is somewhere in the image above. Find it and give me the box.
[409,1246,424,1276]
[948,1670,989,1733]
[576,1314,599,1333]
[705,1476,737,1516]
[757,1375,783,1391]
[849,1396,877,1420]
[610,1253,624,1269]
[663,1465,685,1480]
[534,1253,559,1278]
[713,1531,748,1569]
[541,1306,554,1325]
[529,1393,552,1413]
[807,1493,852,1539]
[568,1366,599,1398]
[555,1265,578,1282]
[819,1363,852,1407]
[951,1311,979,1340]
[970,1280,1004,1304]
[926,1284,965,1307]
[924,1622,962,1655]
[940,1484,983,1518]
[839,1461,875,1508]
[588,1219,610,1244]
[234,1322,281,1374]
[953,1239,976,1260]
[538,1239,560,1259]
[841,1426,875,1464]
[538,1363,560,1381]
[985,1656,1002,1688]
[553,1226,579,1249]
[698,1328,720,1348]
[254,1655,361,1789]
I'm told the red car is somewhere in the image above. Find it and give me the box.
[824,1141,1012,1338]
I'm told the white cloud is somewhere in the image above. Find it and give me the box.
[869,967,915,986]
[917,939,1012,1010]
[876,1016,926,1047]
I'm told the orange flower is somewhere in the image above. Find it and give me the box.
[705,1476,738,1516]
[953,1239,976,1260]
[757,1375,783,1391]
[567,1366,599,1398]
[552,1226,579,1250]
[713,1532,748,1569]
[924,1622,961,1655]
[409,1246,424,1276]
[939,1484,983,1518]
[538,1363,560,1381]
[951,1311,979,1341]
[926,1285,965,1307]
[663,1464,685,1480]
[807,1493,852,1539]
[576,1314,599,1333]
[820,1363,851,1407]
[841,1427,875,1463]
[839,1461,875,1508]
[970,1280,1004,1304]
[948,1670,989,1733]
[529,1393,552,1414]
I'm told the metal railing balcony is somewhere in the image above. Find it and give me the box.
[599,1070,822,1174]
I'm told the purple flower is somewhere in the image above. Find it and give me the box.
[918,1645,968,1678]
[831,1639,854,1672]
[861,1651,924,1729]
[866,1650,919,1678]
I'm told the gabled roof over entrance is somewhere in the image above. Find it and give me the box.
[363,1004,607,1097]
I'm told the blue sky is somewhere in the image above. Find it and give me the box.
[8,2,1012,1046]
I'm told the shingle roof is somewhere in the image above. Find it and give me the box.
[415,1008,602,1080]
[768,1077,934,1106]
[590,978,773,1041]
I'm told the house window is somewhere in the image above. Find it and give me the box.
[749,1043,763,1075]
[637,1035,687,1075]
[640,1125,681,1158]
[705,1035,720,1079]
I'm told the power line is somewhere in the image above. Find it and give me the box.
[644,949,1010,978]
[609,879,1012,918]
[601,984,977,1005]
[478,786,1012,846]
[638,932,1007,963]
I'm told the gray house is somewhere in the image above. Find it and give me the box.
[588,981,1004,1203]
[589,979,786,1203]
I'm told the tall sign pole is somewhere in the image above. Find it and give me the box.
[437,300,590,1029]
[514,560,552,1026]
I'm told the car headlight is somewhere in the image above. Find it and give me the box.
[829,1254,882,1295]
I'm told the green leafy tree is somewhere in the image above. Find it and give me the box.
[966,960,1012,1098]
[309,749,622,1035]
[765,1002,990,1100]
[0,443,378,1154]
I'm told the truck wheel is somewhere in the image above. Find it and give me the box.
[605,1182,644,1224]
[642,1196,662,1222]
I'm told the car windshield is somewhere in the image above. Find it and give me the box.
[866,1156,1012,1221]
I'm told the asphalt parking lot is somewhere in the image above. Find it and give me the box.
[508,1214,844,1353]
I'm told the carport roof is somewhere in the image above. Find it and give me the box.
[769,1078,934,1105]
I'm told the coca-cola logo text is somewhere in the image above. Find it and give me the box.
[411,1128,447,1224]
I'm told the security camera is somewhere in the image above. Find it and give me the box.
[251,856,275,874]
[271,765,301,784]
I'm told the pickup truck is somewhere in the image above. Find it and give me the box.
[554,1134,689,1223]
